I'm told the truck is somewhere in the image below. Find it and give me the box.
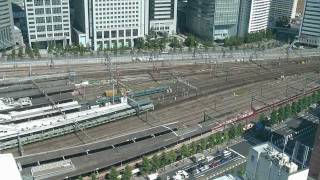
[192,153,205,163]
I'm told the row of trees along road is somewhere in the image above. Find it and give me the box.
[259,90,320,126]
[139,123,244,175]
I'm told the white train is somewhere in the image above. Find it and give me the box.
[0,97,154,150]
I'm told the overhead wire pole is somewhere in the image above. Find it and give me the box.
[31,80,94,141]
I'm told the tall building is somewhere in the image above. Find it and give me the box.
[245,143,309,180]
[299,0,320,47]
[71,0,149,50]
[238,0,272,36]
[177,0,188,33]
[269,0,299,26]
[25,0,71,48]
[149,0,177,35]
[12,0,28,41]
[309,124,320,179]
[0,0,14,50]
[186,0,240,40]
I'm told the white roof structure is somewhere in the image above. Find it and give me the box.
[0,154,22,180]
[0,97,129,140]
[0,101,81,123]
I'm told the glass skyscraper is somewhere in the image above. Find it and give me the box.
[0,0,14,50]
[186,0,240,40]
[299,0,320,47]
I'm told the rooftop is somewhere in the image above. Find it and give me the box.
[0,154,22,180]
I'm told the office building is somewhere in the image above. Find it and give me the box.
[12,0,28,41]
[299,0,320,47]
[25,0,71,48]
[149,0,177,35]
[269,0,299,26]
[177,0,187,33]
[186,0,240,40]
[71,0,149,50]
[309,124,320,179]
[0,0,14,50]
[238,0,272,36]
[245,143,309,180]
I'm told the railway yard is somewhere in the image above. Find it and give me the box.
[1,55,320,179]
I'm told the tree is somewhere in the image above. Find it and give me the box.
[122,166,132,180]
[236,124,244,137]
[78,176,83,180]
[215,132,223,144]
[169,37,181,49]
[134,38,145,49]
[141,157,152,174]
[151,154,161,171]
[91,173,97,180]
[228,126,236,139]
[159,152,168,167]
[284,105,291,119]
[189,142,197,155]
[184,35,197,48]
[259,114,266,125]
[223,131,229,143]
[18,47,23,59]
[106,167,119,180]
[11,49,16,59]
[270,110,278,125]
[180,144,190,158]
[277,107,285,122]
[167,150,177,164]
[26,46,34,59]
[276,16,290,27]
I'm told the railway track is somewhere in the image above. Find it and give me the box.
[2,57,320,155]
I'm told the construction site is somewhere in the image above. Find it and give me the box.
[1,54,320,179]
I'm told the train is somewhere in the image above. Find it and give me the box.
[0,96,154,150]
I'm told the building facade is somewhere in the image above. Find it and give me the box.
[308,124,320,179]
[269,0,299,26]
[25,0,71,48]
[296,0,306,16]
[0,0,14,50]
[186,0,240,40]
[12,0,28,41]
[71,0,149,50]
[149,0,177,35]
[299,0,320,47]
[245,143,309,180]
[248,0,272,33]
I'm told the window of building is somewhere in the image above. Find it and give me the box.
[126,29,131,36]
[35,8,44,15]
[36,17,45,23]
[52,0,61,5]
[52,7,61,13]
[133,29,138,36]
[36,25,45,32]
[97,32,102,39]
[53,16,62,22]
[45,8,51,14]
[46,17,52,23]
[111,30,117,38]
[34,0,43,6]
[119,30,124,37]
[54,24,62,31]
